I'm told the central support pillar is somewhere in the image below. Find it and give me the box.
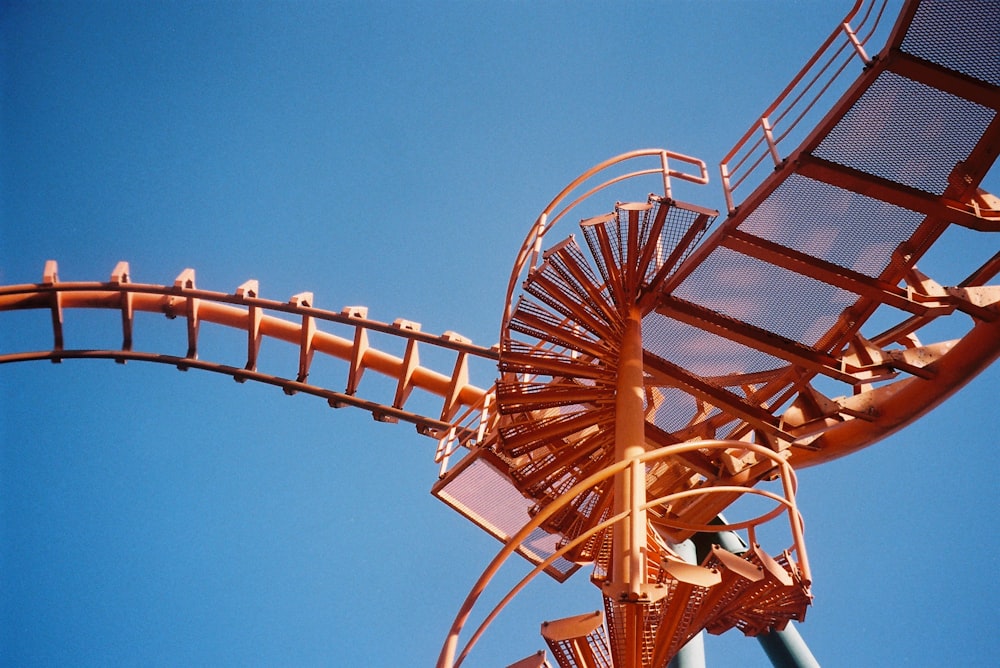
[611,306,648,667]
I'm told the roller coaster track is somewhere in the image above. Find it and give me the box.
[2,1,999,667]
[0,260,497,444]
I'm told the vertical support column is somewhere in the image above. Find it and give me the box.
[612,305,648,667]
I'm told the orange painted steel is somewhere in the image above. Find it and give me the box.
[720,0,892,213]
[541,611,613,668]
[438,0,1000,665]
[0,261,496,441]
[437,441,810,668]
[1,1,998,667]
[502,149,711,332]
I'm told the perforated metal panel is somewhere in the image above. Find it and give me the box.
[900,0,1000,86]
[814,71,996,194]
[431,450,581,581]
[643,314,787,381]
[738,173,925,277]
[673,247,861,348]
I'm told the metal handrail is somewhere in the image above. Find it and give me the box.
[502,149,710,335]
[437,439,809,668]
[720,0,890,213]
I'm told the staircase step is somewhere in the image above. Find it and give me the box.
[704,545,811,636]
[496,380,613,413]
[541,610,614,668]
[595,538,812,667]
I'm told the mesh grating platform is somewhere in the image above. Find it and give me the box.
[642,313,788,381]
[673,246,861,348]
[814,71,996,194]
[738,173,926,277]
[900,0,1000,87]
[431,449,581,581]
[644,204,713,285]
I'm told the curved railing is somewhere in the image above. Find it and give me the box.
[502,148,712,333]
[437,440,810,668]
[720,0,891,212]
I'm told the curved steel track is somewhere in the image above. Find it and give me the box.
[0,261,497,442]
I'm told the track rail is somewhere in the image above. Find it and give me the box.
[0,260,498,441]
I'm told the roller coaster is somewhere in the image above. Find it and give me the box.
[2,1,997,666]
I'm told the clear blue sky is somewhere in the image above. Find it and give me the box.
[2,1,997,666]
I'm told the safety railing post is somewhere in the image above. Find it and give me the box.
[761,117,782,168]
[660,150,673,200]
[841,21,872,64]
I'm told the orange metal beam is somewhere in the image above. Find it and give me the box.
[789,312,1000,467]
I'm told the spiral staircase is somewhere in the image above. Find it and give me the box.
[2,1,998,666]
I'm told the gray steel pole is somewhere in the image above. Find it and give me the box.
[690,514,748,563]
[667,632,706,668]
[757,622,820,668]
